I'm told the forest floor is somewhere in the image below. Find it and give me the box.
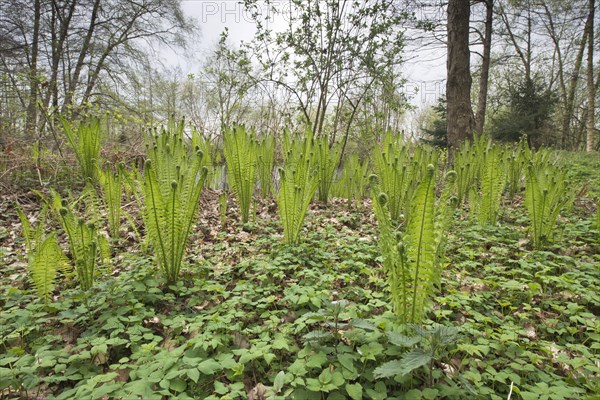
[0,151,599,400]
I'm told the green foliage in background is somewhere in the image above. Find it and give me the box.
[275,130,318,244]
[470,145,506,226]
[99,164,124,240]
[256,135,275,198]
[143,121,208,284]
[223,126,257,223]
[60,116,102,183]
[315,135,342,204]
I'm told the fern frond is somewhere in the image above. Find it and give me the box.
[29,233,69,303]
[224,126,257,223]
[142,123,207,284]
[474,146,506,225]
[275,130,318,244]
[405,164,437,323]
[525,159,575,248]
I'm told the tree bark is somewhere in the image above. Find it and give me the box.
[61,0,101,114]
[447,0,474,157]
[25,0,41,138]
[561,13,589,148]
[586,0,595,152]
[475,0,493,135]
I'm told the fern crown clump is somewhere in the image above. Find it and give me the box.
[99,163,124,240]
[49,190,109,291]
[372,162,456,324]
[315,135,342,204]
[223,126,257,223]
[275,129,319,244]
[60,116,102,183]
[142,121,208,284]
[471,145,507,226]
[17,205,69,303]
[524,160,575,249]
[373,131,437,223]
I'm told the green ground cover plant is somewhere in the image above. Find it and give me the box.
[1,128,598,400]
[60,117,102,184]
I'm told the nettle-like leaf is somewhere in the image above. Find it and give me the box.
[373,349,432,379]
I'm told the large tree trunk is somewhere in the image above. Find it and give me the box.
[475,0,493,135]
[560,16,589,148]
[25,0,41,138]
[447,0,474,157]
[61,0,101,113]
[586,0,595,152]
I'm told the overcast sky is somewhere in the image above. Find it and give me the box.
[175,0,447,112]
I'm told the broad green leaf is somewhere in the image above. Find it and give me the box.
[386,331,420,347]
[198,359,221,375]
[273,371,285,393]
[345,382,363,400]
[373,349,432,379]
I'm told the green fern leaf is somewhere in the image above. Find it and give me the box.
[28,233,68,303]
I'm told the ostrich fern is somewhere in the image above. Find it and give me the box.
[256,135,275,198]
[60,116,102,183]
[143,123,208,285]
[372,166,456,324]
[223,126,257,223]
[372,132,414,223]
[336,154,369,208]
[525,162,575,249]
[17,205,69,303]
[50,191,108,291]
[471,146,507,226]
[275,130,318,244]
[315,135,342,203]
[99,164,124,240]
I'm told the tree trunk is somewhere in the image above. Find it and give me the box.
[560,11,590,148]
[62,0,101,113]
[586,0,595,152]
[447,0,474,157]
[26,0,41,138]
[475,0,493,135]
